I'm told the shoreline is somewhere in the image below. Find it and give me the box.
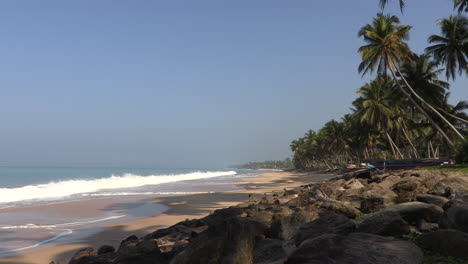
[0,170,337,264]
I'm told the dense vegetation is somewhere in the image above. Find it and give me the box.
[291,1,468,170]
[230,158,294,170]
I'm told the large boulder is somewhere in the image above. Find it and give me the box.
[417,229,468,260]
[427,175,468,196]
[287,233,423,264]
[200,207,245,227]
[316,202,360,219]
[359,185,397,213]
[269,209,319,241]
[416,194,449,208]
[385,202,443,223]
[439,203,468,232]
[356,211,410,237]
[293,214,356,246]
[170,218,266,264]
[392,178,424,203]
[68,248,97,264]
[252,239,292,264]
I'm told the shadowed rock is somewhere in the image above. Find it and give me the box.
[439,203,468,232]
[416,194,449,208]
[418,229,468,260]
[287,233,423,264]
[293,214,355,245]
[356,211,410,236]
[385,202,443,223]
[269,209,320,241]
[253,239,292,264]
[170,218,266,264]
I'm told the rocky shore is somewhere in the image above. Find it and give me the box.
[64,169,468,264]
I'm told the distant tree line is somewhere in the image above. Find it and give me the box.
[230,158,294,170]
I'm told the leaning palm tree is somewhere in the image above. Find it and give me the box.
[400,54,449,107]
[358,13,463,147]
[426,15,468,80]
[454,0,468,13]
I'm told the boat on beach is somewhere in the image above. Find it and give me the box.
[362,158,451,170]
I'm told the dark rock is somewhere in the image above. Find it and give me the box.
[287,233,423,264]
[358,185,397,213]
[144,224,193,240]
[118,235,138,251]
[170,218,266,264]
[245,209,274,227]
[449,192,468,202]
[416,221,439,233]
[316,202,360,219]
[97,245,115,255]
[359,196,386,214]
[428,175,468,197]
[418,229,468,259]
[439,203,468,232]
[356,211,410,237]
[200,207,245,227]
[68,247,97,264]
[269,209,319,241]
[294,214,356,245]
[253,239,290,264]
[385,201,443,223]
[392,178,423,203]
[416,194,449,207]
[442,198,464,210]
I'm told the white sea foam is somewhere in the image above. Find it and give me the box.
[0,229,73,254]
[0,171,236,203]
[81,191,213,197]
[0,215,125,230]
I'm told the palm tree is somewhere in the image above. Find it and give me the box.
[400,54,449,107]
[354,76,403,158]
[358,13,463,147]
[426,15,468,80]
[454,0,468,13]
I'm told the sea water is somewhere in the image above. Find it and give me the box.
[0,167,260,255]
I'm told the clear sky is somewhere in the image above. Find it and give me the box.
[0,0,466,168]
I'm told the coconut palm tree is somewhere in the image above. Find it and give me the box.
[400,54,449,107]
[454,0,468,13]
[426,15,468,80]
[354,76,403,158]
[358,13,463,147]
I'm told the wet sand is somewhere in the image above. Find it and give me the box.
[0,170,336,264]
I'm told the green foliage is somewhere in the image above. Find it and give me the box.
[426,15,468,80]
[231,158,293,170]
[456,141,468,164]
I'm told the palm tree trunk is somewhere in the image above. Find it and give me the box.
[389,66,455,148]
[388,133,404,159]
[436,106,468,124]
[386,132,398,159]
[395,66,465,141]
[399,121,419,158]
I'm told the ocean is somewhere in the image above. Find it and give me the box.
[0,167,260,255]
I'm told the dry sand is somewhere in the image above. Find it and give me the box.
[0,170,336,264]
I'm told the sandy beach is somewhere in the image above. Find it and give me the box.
[0,170,336,264]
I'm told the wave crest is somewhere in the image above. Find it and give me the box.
[0,171,236,203]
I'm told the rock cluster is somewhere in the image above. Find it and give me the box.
[67,169,468,264]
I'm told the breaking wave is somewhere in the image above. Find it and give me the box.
[0,171,236,203]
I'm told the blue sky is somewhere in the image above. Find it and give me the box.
[0,0,466,167]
